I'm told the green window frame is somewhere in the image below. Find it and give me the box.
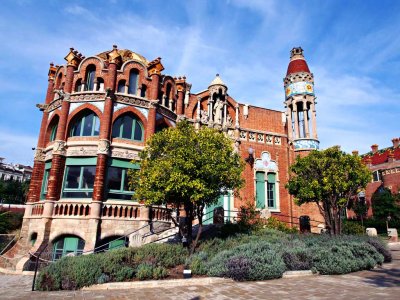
[70,112,100,137]
[106,158,140,201]
[50,124,58,142]
[52,236,85,261]
[267,173,276,209]
[255,171,265,209]
[40,162,52,200]
[62,157,97,199]
[112,114,144,141]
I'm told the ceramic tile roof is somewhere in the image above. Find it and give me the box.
[286,59,310,75]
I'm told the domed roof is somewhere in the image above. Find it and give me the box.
[286,47,310,75]
[96,49,149,65]
[209,74,227,87]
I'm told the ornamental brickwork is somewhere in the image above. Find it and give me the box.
[1,46,326,272]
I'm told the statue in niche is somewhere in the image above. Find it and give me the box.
[213,99,224,124]
[200,110,209,123]
[226,115,233,127]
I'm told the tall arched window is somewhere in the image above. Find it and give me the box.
[112,114,143,141]
[117,80,126,93]
[165,83,172,108]
[50,123,58,142]
[128,69,138,95]
[255,171,277,209]
[140,84,147,97]
[85,65,96,91]
[70,111,100,137]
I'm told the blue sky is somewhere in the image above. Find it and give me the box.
[0,0,399,165]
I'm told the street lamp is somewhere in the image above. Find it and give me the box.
[245,146,255,168]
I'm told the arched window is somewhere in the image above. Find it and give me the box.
[255,171,277,209]
[112,114,143,141]
[165,83,172,108]
[52,235,85,260]
[70,111,100,137]
[74,79,82,92]
[96,78,104,91]
[117,80,126,93]
[85,65,96,91]
[140,84,147,97]
[50,123,58,142]
[55,73,63,90]
[128,69,138,95]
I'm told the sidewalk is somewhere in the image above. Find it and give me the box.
[1,243,399,300]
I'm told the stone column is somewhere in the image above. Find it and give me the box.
[311,101,318,139]
[46,49,81,201]
[286,104,293,141]
[92,47,119,202]
[303,101,310,138]
[293,101,300,139]
[176,88,184,115]
[27,63,57,203]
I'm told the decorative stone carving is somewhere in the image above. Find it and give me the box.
[45,99,62,112]
[266,135,273,145]
[67,147,97,157]
[115,94,151,108]
[111,150,140,160]
[226,115,233,127]
[34,148,46,162]
[200,110,209,123]
[254,152,278,172]
[248,132,255,142]
[36,103,48,111]
[227,129,234,138]
[257,133,264,143]
[97,139,110,155]
[240,131,247,140]
[274,137,281,145]
[158,105,177,121]
[52,140,66,155]
[70,93,105,102]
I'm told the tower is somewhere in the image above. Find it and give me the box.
[284,47,319,153]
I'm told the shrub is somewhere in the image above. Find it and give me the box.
[97,273,111,284]
[134,243,188,268]
[115,267,135,282]
[153,266,168,279]
[264,217,298,234]
[186,251,208,275]
[282,247,312,270]
[367,237,392,263]
[136,263,154,280]
[207,241,286,281]
[342,221,364,235]
[225,256,253,281]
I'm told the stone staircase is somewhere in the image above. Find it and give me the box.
[0,238,31,271]
[154,226,180,243]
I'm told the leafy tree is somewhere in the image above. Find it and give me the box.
[128,121,244,249]
[0,178,29,204]
[286,147,371,235]
[371,187,400,221]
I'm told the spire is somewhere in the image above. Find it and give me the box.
[286,47,310,75]
[209,74,227,88]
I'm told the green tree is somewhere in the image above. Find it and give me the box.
[128,121,244,248]
[371,187,400,221]
[286,147,371,235]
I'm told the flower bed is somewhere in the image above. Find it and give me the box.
[35,228,392,290]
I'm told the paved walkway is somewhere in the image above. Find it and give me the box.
[1,244,399,300]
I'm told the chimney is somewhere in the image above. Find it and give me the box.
[371,144,378,154]
[352,150,359,156]
[392,138,399,148]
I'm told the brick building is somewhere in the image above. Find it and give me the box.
[351,139,400,217]
[1,46,325,270]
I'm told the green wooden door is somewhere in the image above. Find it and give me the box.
[256,172,265,209]
[204,195,224,225]
[109,239,125,250]
[64,237,79,256]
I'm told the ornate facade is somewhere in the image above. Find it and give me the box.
[1,46,325,271]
